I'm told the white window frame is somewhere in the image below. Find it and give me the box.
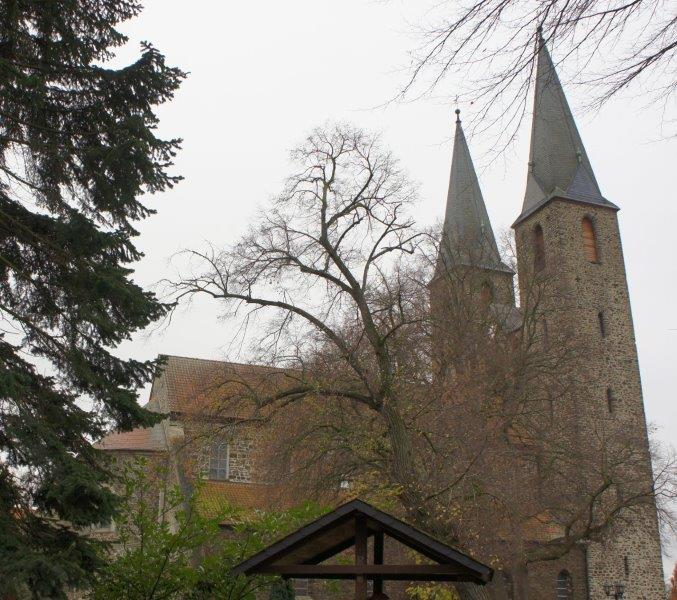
[208,439,230,481]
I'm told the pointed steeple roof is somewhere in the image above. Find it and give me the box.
[514,35,618,225]
[439,110,512,274]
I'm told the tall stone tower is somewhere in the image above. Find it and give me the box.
[512,38,665,599]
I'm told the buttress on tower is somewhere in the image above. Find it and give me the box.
[435,38,665,599]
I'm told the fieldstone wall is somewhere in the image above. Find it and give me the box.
[227,435,253,482]
[178,420,256,483]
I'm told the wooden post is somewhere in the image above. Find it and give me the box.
[374,530,384,595]
[355,515,368,600]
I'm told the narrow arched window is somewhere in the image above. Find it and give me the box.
[582,217,599,263]
[556,570,573,600]
[480,281,494,304]
[534,224,545,271]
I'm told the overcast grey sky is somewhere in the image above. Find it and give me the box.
[113,0,676,575]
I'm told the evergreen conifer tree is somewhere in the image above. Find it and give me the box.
[0,1,184,596]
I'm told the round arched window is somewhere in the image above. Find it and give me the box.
[581,217,599,263]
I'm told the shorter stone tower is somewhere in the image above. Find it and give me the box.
[429,109,518,380]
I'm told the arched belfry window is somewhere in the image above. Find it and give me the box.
[556,570,573,600]
[534,224,545,271]
[480,281,494,305]
[582,217,599,263]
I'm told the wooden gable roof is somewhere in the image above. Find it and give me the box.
[232,499,492,586]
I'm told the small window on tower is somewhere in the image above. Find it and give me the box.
[598,311,607,338]
[556,570,573,600]
[582,217,599,263]
[606,388,615,414]
[534,224,546,271]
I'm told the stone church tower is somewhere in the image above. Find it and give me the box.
[437,38,665,599]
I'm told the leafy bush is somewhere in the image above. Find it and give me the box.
[88,460,326,600]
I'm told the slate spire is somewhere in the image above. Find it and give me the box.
[515,35,618,225]
[439,109,511,273]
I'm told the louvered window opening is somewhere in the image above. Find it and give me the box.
[582,217,599,263]
[556,570,573,600]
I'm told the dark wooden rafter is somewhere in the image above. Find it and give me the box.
[257,564,474,580]
[355,515,367,599]
[374,530,384,594]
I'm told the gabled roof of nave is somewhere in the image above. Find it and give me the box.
[515,35,618,225]
[147,354,292,416]
[440,110,513,274]
[94,421,167,452]
[95,355,294,452]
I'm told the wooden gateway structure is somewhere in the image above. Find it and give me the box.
[231,499,493,599]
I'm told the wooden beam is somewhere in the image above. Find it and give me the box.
[257,564,474,581]
[355,516,367,600]
[374,530,384,594]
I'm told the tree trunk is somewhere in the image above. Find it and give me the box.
[381,402,423,513]
[382,402,492,600]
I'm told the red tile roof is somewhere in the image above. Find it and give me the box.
[151,355,296,419]
[95,423,166,452]
[195,481,284,521]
